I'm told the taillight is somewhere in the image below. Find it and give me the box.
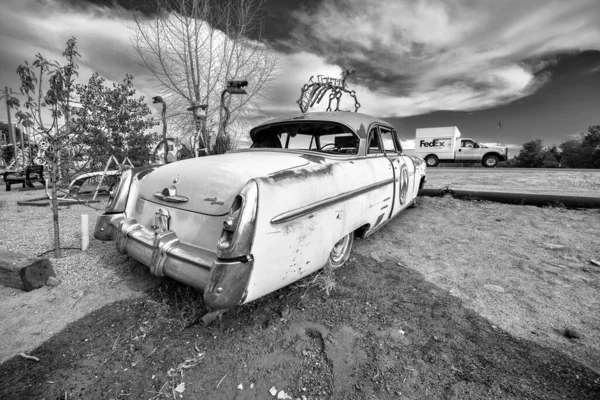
[105,169,132,213]
[217,180,258,259]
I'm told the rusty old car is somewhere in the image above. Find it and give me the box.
[94,112,427,310]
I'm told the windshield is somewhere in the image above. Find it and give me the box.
[250,122,359,155]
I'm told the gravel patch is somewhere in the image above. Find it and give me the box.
[0,187,155,288]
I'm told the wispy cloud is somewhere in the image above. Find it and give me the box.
[264,0,600,118]
[0,0,159,121]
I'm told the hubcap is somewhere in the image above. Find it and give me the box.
[330,235,350,264]
[427,158,436,166]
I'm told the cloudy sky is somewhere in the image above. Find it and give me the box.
[1,0,600,153]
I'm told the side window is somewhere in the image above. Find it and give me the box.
[368,127,382,154]
[379,127,397,153]
[393,131,403,153]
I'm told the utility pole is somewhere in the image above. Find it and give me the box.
[496,118,502,145]
[4,86,17,158]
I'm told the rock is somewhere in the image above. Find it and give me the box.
[237,383,243,390]
[483,284,505,293]
[543,243,566,250]
[371,253,384,263]
[46,276,61,286]
[174,382,185,393]
[563,328,581,339]
[277,390,292,399]
[269,386,277,396]
[47,295,56,303]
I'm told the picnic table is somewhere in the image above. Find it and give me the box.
[2,165,45,191]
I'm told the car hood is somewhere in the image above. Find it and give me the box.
[138,151,310,216]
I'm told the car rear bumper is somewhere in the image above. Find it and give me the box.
[94,213,253,309]
[95,213,215,290]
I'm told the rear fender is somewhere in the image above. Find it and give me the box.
[244,158,394,303]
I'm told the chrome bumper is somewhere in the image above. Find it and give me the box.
[94,213,254,309]
[94,213,214,291]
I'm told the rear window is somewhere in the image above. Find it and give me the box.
[251,122,359,155]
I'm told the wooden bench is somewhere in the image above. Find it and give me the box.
[3,165,45,191]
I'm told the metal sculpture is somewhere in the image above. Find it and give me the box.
[297,68,360,113]
[34,139,50,166]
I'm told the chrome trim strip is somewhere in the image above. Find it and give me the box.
[271,178,395,225]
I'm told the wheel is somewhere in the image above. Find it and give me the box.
[324,232,354,270]
[425,155,439,167]
[483,155,499,168]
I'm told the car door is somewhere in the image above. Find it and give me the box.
[379,125,414,218]
[365,126,397,225]
[456,139,482,161]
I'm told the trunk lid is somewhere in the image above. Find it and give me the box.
[138,151,310,216]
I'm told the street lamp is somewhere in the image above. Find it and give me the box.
[216,80,248,154]
[152,96,170,164]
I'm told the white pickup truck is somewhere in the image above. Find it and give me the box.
[414,126,508,168]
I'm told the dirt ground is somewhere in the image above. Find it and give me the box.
[0,169,599,399]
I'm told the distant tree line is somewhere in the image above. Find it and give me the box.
[504,125,600,168]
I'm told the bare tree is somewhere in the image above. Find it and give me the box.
[131,0,278,155]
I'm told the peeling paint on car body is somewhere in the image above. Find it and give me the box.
[93,111,427,310]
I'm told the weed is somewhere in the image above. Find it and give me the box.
[315,269,338,296]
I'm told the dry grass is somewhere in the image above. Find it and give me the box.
[425,168,600,195]
[357,195,600,373]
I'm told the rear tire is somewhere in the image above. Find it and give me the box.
[324,233,354,270]
[483,155,499,168]
[425,155,439,167]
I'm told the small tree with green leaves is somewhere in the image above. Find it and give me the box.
[559,126,600,168]
[14,38,81,258]
[75,73,158,169]
[513,139,545,168]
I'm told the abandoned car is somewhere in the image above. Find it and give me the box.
[94,112,427,309]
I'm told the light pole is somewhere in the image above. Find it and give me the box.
[216,80,248,154]
[152,96,169,164]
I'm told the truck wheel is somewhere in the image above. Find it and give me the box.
[483,155,499,168]
[325,233,354,270]
[425,155,439,167]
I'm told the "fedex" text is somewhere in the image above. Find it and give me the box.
[419,139,446,148]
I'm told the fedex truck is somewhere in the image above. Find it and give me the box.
[414,126,508,167]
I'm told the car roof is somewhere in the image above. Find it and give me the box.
[250,111,393,140]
